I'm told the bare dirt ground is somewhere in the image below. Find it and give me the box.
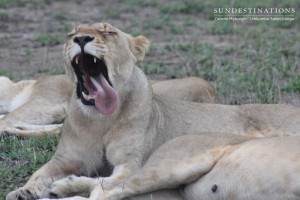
[0,0,249,79]
[1,0,212,78]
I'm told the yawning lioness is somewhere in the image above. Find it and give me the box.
[6,22,300,200]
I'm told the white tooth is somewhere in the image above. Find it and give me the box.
[75,57,79,65]
[94,57,97,63]
[82,91,89,101]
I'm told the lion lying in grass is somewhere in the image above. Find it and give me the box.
[6,22,300,200]
[0,75,72,138]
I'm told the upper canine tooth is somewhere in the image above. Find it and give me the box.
[75,57,79,65]
[82,91,89,101]
[94,57,97,63]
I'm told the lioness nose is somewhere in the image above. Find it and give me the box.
[73,36,94,51]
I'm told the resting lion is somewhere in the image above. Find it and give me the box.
[44,134,300,200]
[0,75,216,138]
[6,22,300,200]
[0,75,72,137]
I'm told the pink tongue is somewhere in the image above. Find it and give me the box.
[90,75,119,115]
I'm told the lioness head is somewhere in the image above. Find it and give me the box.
[64,23,149,115]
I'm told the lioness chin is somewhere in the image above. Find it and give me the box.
[6,22,300,200]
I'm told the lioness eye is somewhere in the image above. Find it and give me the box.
[104,31,117,35]
[67,30,76,37]
[96,29,117,36]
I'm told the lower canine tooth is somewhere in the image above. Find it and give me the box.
[75,57,79,65]
[94,57,97,63]
[82,91,89,101]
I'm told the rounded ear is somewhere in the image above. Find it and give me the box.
[130,35,150,61]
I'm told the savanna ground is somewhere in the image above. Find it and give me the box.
[0,0,299,198]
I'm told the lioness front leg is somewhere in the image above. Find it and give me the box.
[6,157,81,200]
[48,163,138,198]
[47,175,98,198]
[48,130,146,198]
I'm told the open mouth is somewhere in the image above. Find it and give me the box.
[71,53,119,115]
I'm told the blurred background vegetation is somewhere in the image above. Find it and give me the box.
[0,0,299,197]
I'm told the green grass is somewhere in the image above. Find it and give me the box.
[52,9,68,20]
[0,0,9,8]
[0,0,48,8]
[36,66,66,75]
[1,136,59,197]
[0,69,18,80]
[103,7,120,19]
[211,21,233,34]
[0,0,26,8]
[0,12,8,21]
[159,0,205,14]
[36,33,64,46]
[156,25,299,103]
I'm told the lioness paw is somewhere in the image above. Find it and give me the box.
[1,128,16,138]
[49,175,96,198]
[1,127,25,139]
[6,188,39,200]
[49,175,77,198]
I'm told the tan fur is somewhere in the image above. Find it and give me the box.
[46,134,300,200]
[152,77,217,103]
[0,75,73,137]
[6,23,300,200]
[0,76,35,114]
[0,75,216,138]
